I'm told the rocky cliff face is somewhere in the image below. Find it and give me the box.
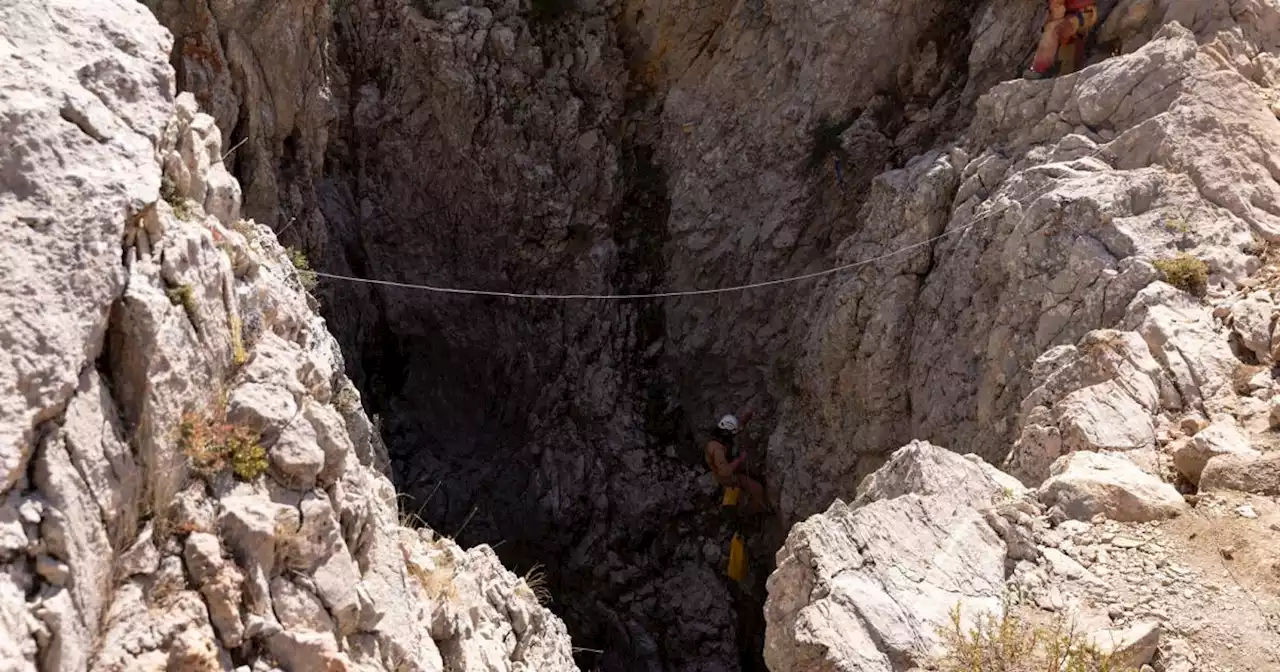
[0,3,573,670]
[762,2,1280,668]
[41,0,1280,669]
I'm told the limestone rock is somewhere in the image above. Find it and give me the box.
[270,413,325,489]
[763,496,1005,672]
[855,439,1026,510]
[118,524,160,578]
[1229,291,1275,362]
[226,382,299,445]
[1200,452,1280,495]
[184,532,225,585]
[1123,285,1241,419]
[303,401,353,486]
[266,630,351,672]
[185,533,246,649]
[0,0,172,491]
[1039,452,1187,522]
[219,496,290,573]
[1088,621,1161,668]
[1172,420,1259,485]
[270,576,336,633]
[0,1,583,668]
[1008,331,1166,485]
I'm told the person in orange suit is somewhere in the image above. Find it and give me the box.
[1025,0,1099,79]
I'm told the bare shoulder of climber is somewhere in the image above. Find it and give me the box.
[704,410,769,514]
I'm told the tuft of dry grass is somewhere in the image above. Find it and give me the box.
[520,563,553,605]
[229,313,248,367]
[405,548,458,602]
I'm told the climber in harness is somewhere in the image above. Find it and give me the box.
[1024,0,1099,80]
[705,411,768,583]
[704,412,767,515]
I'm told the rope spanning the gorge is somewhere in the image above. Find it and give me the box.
[311,220,980,300]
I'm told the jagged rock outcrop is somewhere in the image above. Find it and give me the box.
[763,442,1012,672]
[139,0,332,232]
[0,3,574,671]
[774,7,1280,522]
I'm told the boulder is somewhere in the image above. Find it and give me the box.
[1038,452,1187,522]
[1229,291,1275,363]
[1088,621,1161,668]
[1171,420,1259,485]
[0,0,172,491]
[226,382,298,445]
[303,402,353,487]
[269,413,325,489]
[1200,452,1280,496]
[1124,286,1241,418]
[270,577,336,633]
[764,496,1006,672]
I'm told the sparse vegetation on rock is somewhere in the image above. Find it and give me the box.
[165,282,199,326]
[1153,253,1209,297]
[179,409,267,481]
[937,604,1133,672]
[286,245,318,292]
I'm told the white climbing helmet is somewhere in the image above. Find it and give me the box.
[717,414,741,433]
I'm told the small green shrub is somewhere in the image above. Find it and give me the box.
[178,410,267,481]
[286,246,318,292]
[174,200,197,221]
[228,433,268,480]
[1152,253,1208,297]
[936,603,1134,672]
[165,283,199,327]
[159,174,197,220]
[1163,216,1190,235]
